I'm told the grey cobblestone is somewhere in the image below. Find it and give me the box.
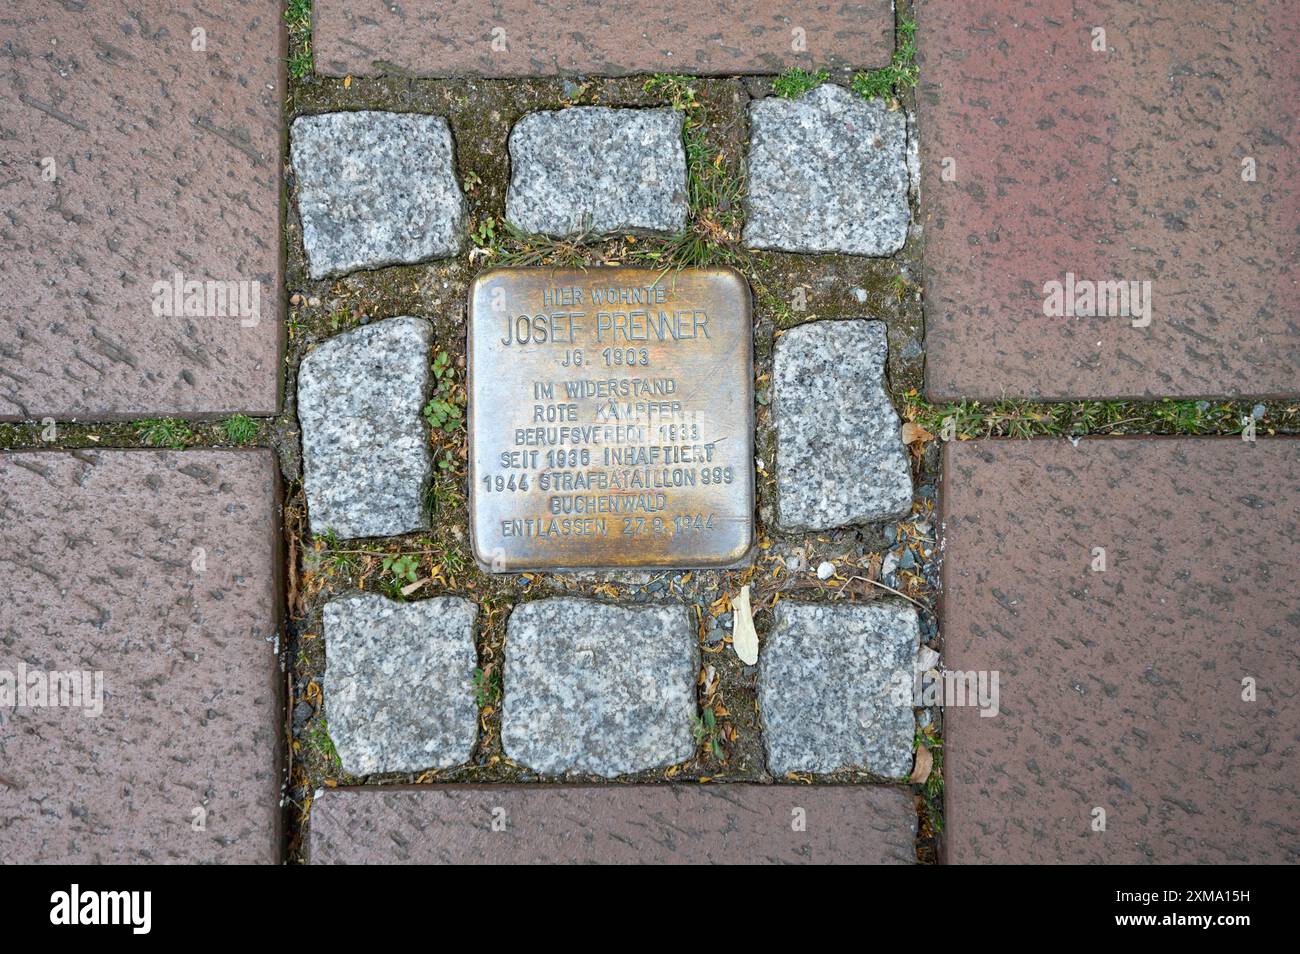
[744,84,909,255]
[324,593,478,775]
[506,107,688,236]
[298,316,432,539]
[760,600,919,777]
[503,597,698,776]
[774,319,913,530]
[291,110,466,278]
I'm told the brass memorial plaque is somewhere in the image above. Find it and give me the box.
[468,266,754,571]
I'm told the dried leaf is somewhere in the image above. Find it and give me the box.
[731,584,759,665]
[901,421,934,445]
[909,743,933,784]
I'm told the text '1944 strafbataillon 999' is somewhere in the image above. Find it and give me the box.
[468,266,755,571]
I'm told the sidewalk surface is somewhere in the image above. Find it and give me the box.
[2,0,1294,866]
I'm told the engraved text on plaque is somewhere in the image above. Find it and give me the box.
[468,266,754,571]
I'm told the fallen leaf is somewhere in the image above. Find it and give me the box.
[901,421,934,445]
[702,664,717,696]
[400,576,429,596]
[910,743,933,784]
[731,584,759,665]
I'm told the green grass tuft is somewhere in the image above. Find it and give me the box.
[772,67,830,99]
[635,75,744,269]
[288,44,313,80]
[851,19,918,101]
[135,418,193,449]
[308,718,339,765]
[285,0,313,79]
[285,0,311,26]
[220,414,258,444]
[473,668,501,708]
[904,393,1278,441]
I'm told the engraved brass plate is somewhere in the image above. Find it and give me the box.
[468,266,754,571]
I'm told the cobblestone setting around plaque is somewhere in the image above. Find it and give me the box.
[324,594,478,775]
[506,107,688,236]
[11,0,1298,869]
[298,316,433,539]
[774,319,913,530]
[290,111,466,278]
[502,598,698,777]
[760,601,920,778]
[744,84,910,255]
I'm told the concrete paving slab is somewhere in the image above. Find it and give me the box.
[918,0,1299,400]
[0,450,283,863]
[1,1,283,420]
[310,784,916,863]
[941,437,1300,863]
[313,1,895,78]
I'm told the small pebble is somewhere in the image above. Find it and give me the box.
[898,549,916,571]
[885,525,897,544]
[1252,403,1266,420]
[816,560,835,580]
